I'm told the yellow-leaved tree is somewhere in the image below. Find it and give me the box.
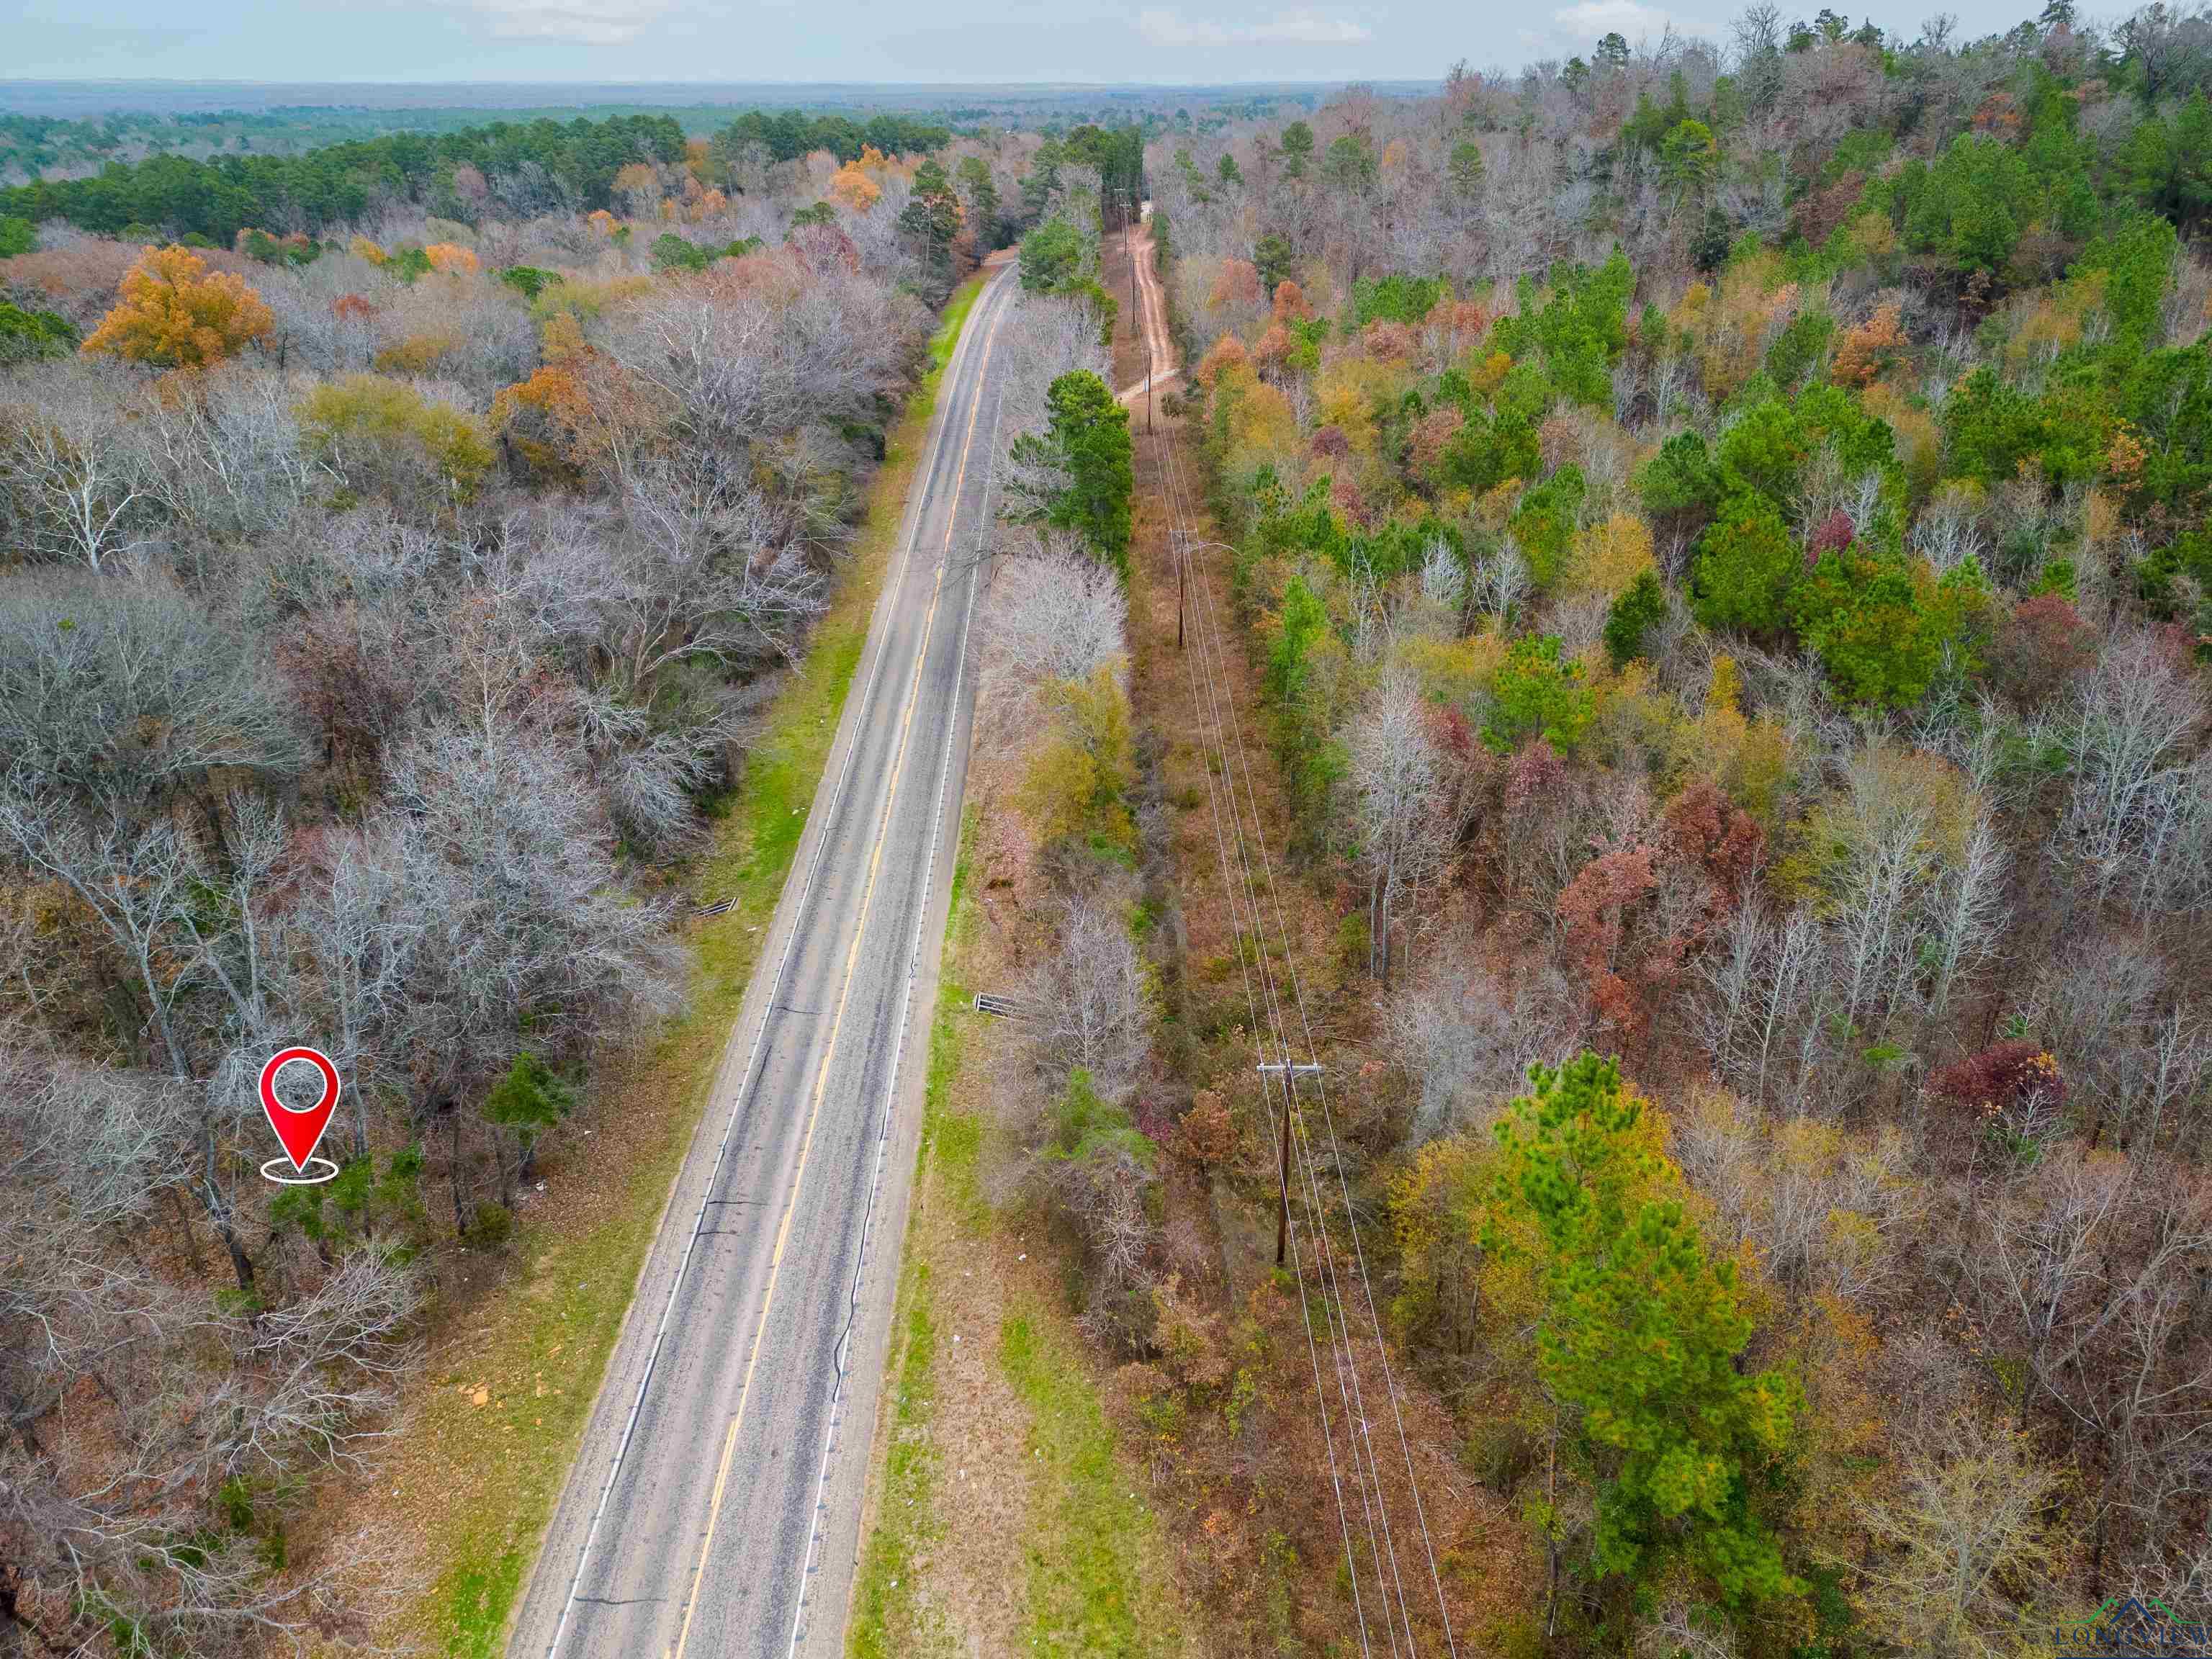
[829,146,890,212]
[422,243,480,275]
[1570,511,1658,598]
[613,162,662,217]
[81,245,273,369]
[301,374,494,503]
[1015,666,1136,850]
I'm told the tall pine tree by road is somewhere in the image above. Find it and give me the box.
[1010,370,1133,579]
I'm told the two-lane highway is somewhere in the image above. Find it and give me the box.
[508,261,1017,1659]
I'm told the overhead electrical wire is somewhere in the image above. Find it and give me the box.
[1143,289,1460,1657]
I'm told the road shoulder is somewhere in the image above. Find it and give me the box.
[842,814,1198,1659]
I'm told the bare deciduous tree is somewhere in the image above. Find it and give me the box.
[1346,665,1452,984]
[1380,959,1573,1140]
[1842,1412,2064,1659]
[1029,894,1152,1107]
[2047,630,2212,917]
[0,359,158,570]
[0,567,305,814]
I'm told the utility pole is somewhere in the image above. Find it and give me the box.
[1178,540,1233,655]
[1133,186,1153,436]
[1175,531,1184,649]
[1258,1061,1321,1267]
[1126,190,1138,319]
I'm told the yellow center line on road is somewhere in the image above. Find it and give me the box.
[665,287,1007,1659]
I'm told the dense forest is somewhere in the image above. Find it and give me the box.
[976,2,2212,1655]
[0,108,966,246]
[0,84,1315,193]
[0,106,961,188]
[0,101,1122,1652]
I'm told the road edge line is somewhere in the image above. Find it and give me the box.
[521,266,1008,1659]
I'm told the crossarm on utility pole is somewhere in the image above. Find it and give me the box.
[1257,1063,1323,1267]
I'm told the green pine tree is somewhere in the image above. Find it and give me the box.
[1009,370,1133,577]
[1488,1054,1803,1607]
[482,1050,575,1205]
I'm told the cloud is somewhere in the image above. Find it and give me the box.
[1136,7,1372,48]
[1550,0,1705,39]
[435,0,674,44]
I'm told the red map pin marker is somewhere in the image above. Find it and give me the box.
[259,1048,341,1174]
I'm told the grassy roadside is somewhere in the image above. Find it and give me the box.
[1002,1307,1183,1658]
[845,767,1192,1655]
[400,270,990,1659]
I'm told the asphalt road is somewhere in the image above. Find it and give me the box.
[508,261,1018,1659]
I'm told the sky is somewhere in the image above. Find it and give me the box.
[6,0,2054,86]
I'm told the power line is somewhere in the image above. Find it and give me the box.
[1179,487,1463,1659]
[1156,432,1411,1659]
[1150,379,1402,1655]
[1148,318,1459,1658]
[1162,477,1378,1659]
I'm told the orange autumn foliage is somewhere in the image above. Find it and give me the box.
[1251,323,1294,369]
[1445,299,1491,344]
[423,243,480,275]
[493,364,589,480]
[492,337,669,485]
[1208,258,1263,313]
[81,244,273,369]
[1195,333,1251,387]
[830,146,889,212]
[1362,318,1414,360]
[1271,279,1312,324]
[2107,423,2147,482]
[1830,302,1906,387]
[1972,89,2024,139]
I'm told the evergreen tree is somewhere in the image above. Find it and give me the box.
[1019,215,1089,293]
[1693,494,1801,636]
[1010,371,1133,577]
[482,1050,575,1201]
[1488,1054,1802,1606]
[899,158,963,297]
[955,155,999,248]
[1448,139,1486,197]
[1604,568,1669,667]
